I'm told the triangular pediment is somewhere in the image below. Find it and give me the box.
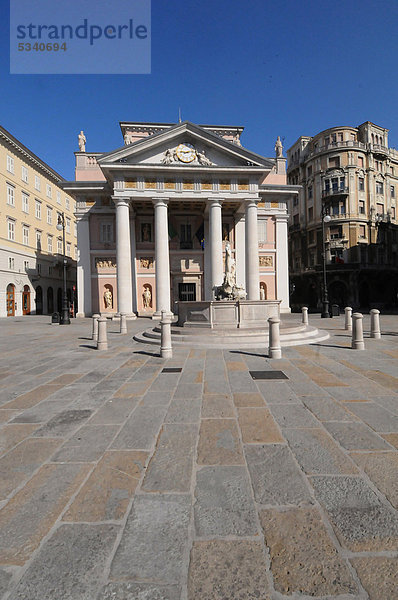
[97,121,273,170]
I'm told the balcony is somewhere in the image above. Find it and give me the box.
[322,186,349,199]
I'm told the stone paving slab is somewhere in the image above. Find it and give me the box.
[0,314,398,599]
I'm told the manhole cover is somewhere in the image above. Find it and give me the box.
[162,367,182,373]
[249,370,288,380]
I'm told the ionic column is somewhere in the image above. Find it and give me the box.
[153,198,171,316]
[208,199,223,295]
[245,200,260,300]
[275,214,290,312]
[130,208,138,315]
[114,197,133,315]
[76,213,91,317]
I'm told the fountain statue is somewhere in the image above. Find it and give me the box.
[214,242,246,300]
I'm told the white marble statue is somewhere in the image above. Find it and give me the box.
[104,288,112,309]
[224,242,236,287]
[161,148,174,165]
[275,136,283,158]
[78,131,86,152]
[143,286,151,309]
[197,150,213,166]
[124,131,132,145]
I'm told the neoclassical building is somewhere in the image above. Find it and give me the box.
[63,121,298,318]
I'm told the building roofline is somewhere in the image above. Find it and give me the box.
[0,124,66,183]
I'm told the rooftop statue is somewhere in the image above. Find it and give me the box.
[275,136,283,158]
[78,131,86,152]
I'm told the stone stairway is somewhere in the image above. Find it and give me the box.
[133,321,329,349]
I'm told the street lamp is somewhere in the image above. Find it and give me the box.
[321,207,331,318]
[56,212,70,325]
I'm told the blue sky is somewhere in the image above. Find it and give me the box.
[1,0,397,179]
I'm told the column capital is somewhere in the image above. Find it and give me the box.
[207,198,223,207]
[152,198,169,207]
[112,196,130,208]
[274,213,289,223]
[244,198,259,207]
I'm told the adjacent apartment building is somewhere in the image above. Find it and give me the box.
[0,125,77,317]
[287,122,398,310]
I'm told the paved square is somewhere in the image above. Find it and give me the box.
[0,313,397,599]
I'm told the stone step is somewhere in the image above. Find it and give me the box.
[133,324,329,349]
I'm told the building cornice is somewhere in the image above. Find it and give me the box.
[0,125,65,184]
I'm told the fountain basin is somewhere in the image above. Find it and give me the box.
[176,300,281,329]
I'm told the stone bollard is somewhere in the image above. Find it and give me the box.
[92,313,100,341]
[97,316,108,351]
[120,312,127,335]
[268,317,282,359]
[352,313,365,350]
[370,309,381,339]
[344,307,352,331]
[160,310,173,359]
[302,306,309,325]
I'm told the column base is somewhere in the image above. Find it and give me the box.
[112,312,137,321]
[152,311,174,321]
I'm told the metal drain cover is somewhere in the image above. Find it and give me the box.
[249,370,288,380]
[162,367,182,373]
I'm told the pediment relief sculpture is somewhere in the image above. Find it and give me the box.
[161,143,214,166]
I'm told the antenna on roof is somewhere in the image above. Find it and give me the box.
[178,107,182,123]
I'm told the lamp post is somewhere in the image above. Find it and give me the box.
[56,212,70,325]
[321,207,331,318]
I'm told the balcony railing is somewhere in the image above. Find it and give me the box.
[322,186,349,198]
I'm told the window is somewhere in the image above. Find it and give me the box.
[329,156,340,168]
[23,226,29,245]
[66,242,71,257]
[359,177,364,191]
[74,222,77,237]
[66,217,71,233]
[21,165,28,182]
[358,156,364,167]
[376,181,384,195]
[35,200,42,219]
[339,177,345,191]
[359,225,366,238]
[47,206,53,225]
[57,238,62,253]
[324,136,330,146]
[332,203,339,215]
[359,200,365,214]
[308,185,313,199]
[22,192,29,213]
[56,191,61,204]
[48,266,53,276]
[332,178,338,193]
[24,260,29,271]
[308,230,315,244]
[178,283,196,302]
[180,224,192,250]
[46,184,52,198]
[330,226,343,239]
[307,166,312,176]
[325,180,330,193]
[37,263,42,275]
[392,207,396,220]
[331,133,337,143]
[391,185,395,198]
[293,196,299,206]
[36,230,42,250]
[340,202,346,214]
[7,184,15,206]
[47,235,53,253]
[308,207,313,221]
[376,202,384,216]
[8,257,15,270]
[338,132,343,142]
[65,197,70,210]
[6,155,14,173]
[100,222,113,243]
[258,220,267,242]
[8,219,15,241]
[35,175,40,191]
